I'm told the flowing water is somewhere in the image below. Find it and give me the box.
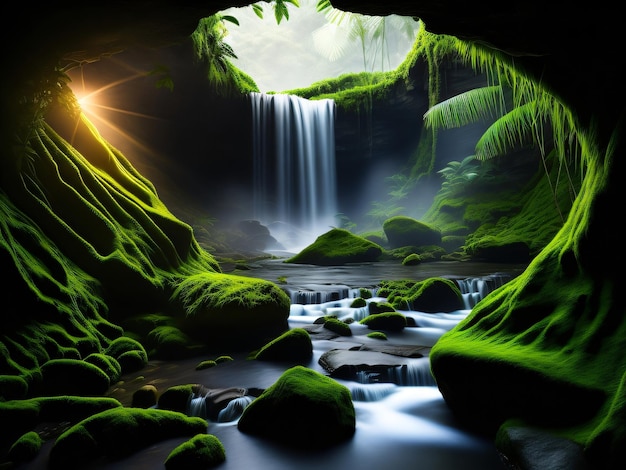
[15,260,523,470]
[250,92,338,251]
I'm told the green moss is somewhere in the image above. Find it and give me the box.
[323,318,353,336]
[0,374,28,400]
[238,365,355,448]
[6,431,43,463]
[402,253,421,265]
[383,216,442,249]
[366,331,388,340]
[83,353,121,383]
[48,407,208,470]
[253,328,312,363]
[40,358,110,396]
[170,271,290,350]
[158,384,194,413]
[285,228,383,266]
[378,277,464,313]
[360,312,407,332]
[105,336,148,374]
[164,433,226,469]
[146,325,204,360]
[195,360,217,370]
[350,297,367,308]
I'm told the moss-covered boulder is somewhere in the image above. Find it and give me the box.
[323,317,353,336]
[6,430,43,464]
[252,328,313,362]
[146,325,205,360]
[170,272,291,350]
[382,216,442,249]
[360,312,407,332]
[285,228,383,265]
[164,433,226,469]
[83,353,121,384]
[0,396,122,449]
[131,384,158,409]
[48,407,208,470]
[105,336,148,374]
[378,277,464,313]
[40,358,110,396]
[237,365,355,448]
[0,375,28,400]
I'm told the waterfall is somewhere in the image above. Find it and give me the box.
[456,273,513,309]
[250,92,338,251]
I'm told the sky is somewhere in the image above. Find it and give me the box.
[220,0,419,92]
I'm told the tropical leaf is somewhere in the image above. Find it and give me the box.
[423,85,505,129]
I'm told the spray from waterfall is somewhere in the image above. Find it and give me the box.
[250,92,338,252]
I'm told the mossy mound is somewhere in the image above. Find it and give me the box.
[285,228,383,266]
[0,396,122,448]
[0,375,28,400]
[237,365,355,448]
[164,433,226,469]
[170,272,291,351]
[360,312,407,332]
[40,359,110,396]
[378,277,464,312]
[48,407,208,470]
[382,216,441,249]
[323,317,353,336]
[146,325,206,360]
[104,336,148,374]
[402,253,422,265]
[83,353,121,384]
[6,431,43,464]
[252,328,313,362]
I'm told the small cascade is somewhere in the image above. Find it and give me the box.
[216,396,254,422]
[284,284,351,304]
[349,383,397,401]
[188,396,207,419]
[250,92,338,250]
[390,358,437,386]
[456,273,514,309]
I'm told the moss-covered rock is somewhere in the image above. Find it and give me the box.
[382,216,441,249]
[83,353,121,384]
[105,336,148,374]
[164,433,226,469]
[6,430,43,463]
[146,325,205,360]
[350,297,367,308]
[158,384,194,414]
[252,328,312,362]
[131,384,158,409]
[323,317,353,336]
[237,365,355,448]
[0,396,122,448]
[402,253,422,265]
[285,228,383,265]
[40,358,110,396]
[0,375,28,400]
[170,272,291,351]
[360,312,407,332]
[48,407,208,470]
[378,277,464,313]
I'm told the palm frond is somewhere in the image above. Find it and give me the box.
[424,85,505,129]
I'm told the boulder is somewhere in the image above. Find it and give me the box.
[383,216,441,248]
[237,365,355,448]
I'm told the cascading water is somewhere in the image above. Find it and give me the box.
[250,92,338,251]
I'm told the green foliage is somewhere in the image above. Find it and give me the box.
[164,433,226,470]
